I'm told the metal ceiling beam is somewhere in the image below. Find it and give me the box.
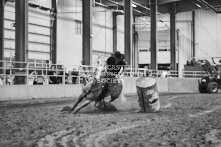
[132,1,150,10]
[106,0,123,6]
[133,9,147,16]
[157,0,199,14]
[103,0,149,16]
[132,0,184,5]
[198,0,221,13]
[94,1,110,8]
[158,0,183,5]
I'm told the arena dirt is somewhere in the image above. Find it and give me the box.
[1,93,221,147]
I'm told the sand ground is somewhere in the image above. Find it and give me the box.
[1,93,221,147]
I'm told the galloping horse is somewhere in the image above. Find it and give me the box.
[62,62,123,114]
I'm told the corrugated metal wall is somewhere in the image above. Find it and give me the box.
[3,1,221,70]
[57,0,82,68]
[136,12,193,72]
[117,15,125,54]
[93,7,113,54]
[176,11,192,75]
[57,1,125,68]
[4,1,51,62]
[195,9,221,58]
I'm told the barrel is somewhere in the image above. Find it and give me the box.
[136,77,160,113]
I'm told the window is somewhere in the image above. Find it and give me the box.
[159,49,168,52]
[75,20,82,35]
[139,49,149,52]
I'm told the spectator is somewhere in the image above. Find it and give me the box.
[71,68,79,84]
[0,76,3,85]
[57,66,67,84]
[186,60,191,66]
[144,66,151,77]
[30,71,45,85]
[48,65,58,84]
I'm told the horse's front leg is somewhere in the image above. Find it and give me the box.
[71,92,87,112]
[72,100,92,114]
[72,90,102,114]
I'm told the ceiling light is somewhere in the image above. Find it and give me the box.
[195,3,202,8]
[132,4,137,8]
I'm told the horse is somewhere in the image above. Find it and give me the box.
[62,62,123,114]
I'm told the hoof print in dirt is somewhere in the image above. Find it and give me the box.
[96,101,117,112]
[61,106,72,112]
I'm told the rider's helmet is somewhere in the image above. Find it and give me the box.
[114,51,125,63]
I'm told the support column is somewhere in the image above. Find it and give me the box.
[82,0,92,65]
[0,0,4,74]
[15,0,28,84]
[170,3,176,70]
[51,0,57,64]
[124,0,132,65]
[15,0,28,65]
[133,31,139,69]
[150,0,158,70]
[192,11,195,58]
[113,12,117,52]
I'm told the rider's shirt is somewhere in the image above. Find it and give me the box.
[106,56,126,77]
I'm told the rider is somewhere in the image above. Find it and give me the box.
[82,51,126,99]
[95,51,126,105]
[107,51,126,76]
[67,51,126,113]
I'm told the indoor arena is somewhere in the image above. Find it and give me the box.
[1,0,221,147]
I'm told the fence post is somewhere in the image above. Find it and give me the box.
[26,62,29,85]
[63,66,65,85]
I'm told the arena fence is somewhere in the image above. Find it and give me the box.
[0,60,213,86]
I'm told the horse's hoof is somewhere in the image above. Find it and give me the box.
[72,110,78,114]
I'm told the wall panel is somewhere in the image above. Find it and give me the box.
[57,0,82,66]
[29,0,51,8]
[195,9,221,58]
[93,7,113,53]
[3,2,51,62]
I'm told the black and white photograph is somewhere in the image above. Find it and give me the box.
[1,0,221,146]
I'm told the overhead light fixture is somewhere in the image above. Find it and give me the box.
[195,3,202,8]
[190,0,202,8]
[132,4,137,8]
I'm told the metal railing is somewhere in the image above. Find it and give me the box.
[0,60,215,86]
